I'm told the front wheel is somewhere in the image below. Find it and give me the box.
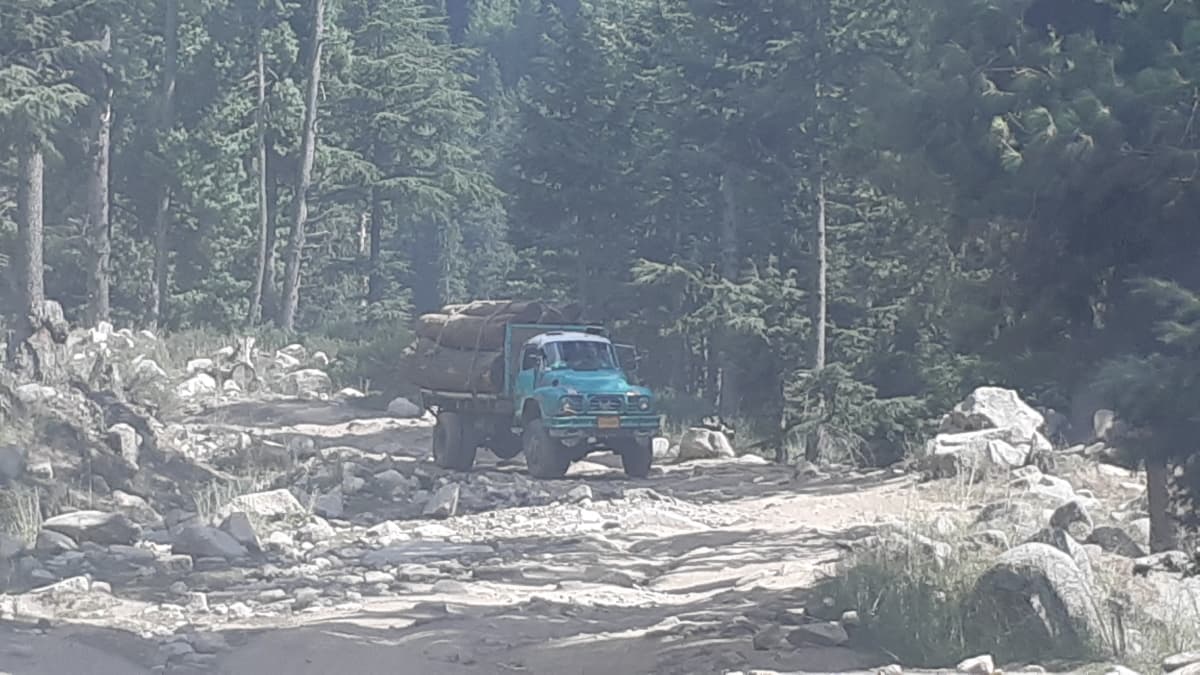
[433,411,478,471]
[617,437,653,479]
[522,418,570,479]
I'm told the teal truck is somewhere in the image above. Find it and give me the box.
[418,323,660,478]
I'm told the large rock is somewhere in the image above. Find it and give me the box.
[106,423,141,469]
[941,386,1045,438]
[966,543,1104,659]
[922,427,1038,477]
[176,373,217,399]
[281,369,332,397]
[42,510,140,546]
[422,483,460,519]
[172,525,248,560]
[217,489,306,522]
[1025,528,1095,585]
[386,397,422,418]
[677,428,735,461]
[1086,526,1147,558]
[218,512,261,553]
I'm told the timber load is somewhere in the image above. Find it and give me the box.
[403,300,583,394]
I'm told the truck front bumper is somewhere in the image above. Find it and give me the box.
[545,414,661,439]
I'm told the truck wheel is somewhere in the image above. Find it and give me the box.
[522,418,569,479]
[433,411,478,471]
[618,437,653,479]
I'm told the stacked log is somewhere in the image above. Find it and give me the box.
[403,300,583,394]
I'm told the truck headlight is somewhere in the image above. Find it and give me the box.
[559,395,585,414]
[631,396,652,411]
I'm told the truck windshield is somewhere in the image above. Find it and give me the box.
[545,341,617,371]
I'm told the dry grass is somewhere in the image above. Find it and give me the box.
[0,485,42,546]
[825,467,1200,671]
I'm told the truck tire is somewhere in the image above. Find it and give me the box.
[618,437,653,479]
[522,418,569,479]
[433,411,478,471]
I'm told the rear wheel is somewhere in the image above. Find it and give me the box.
[522,418,570,479]
[432,411,478,471]
[617,437,653,479]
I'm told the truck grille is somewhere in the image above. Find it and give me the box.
[588,395,623,413]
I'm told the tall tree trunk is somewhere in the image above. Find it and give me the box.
[815,173,827,371]
[16,144,45,313]
[717,170,740,420]
[262,140,280,320]
[6,143,44,371]
[84,25,113,326]
[367,186,384,303]
[1146,454,1177,552]
[148,0,179,331]
[277,0,325,330]
[248,17,270,325]
[7,143,68,383]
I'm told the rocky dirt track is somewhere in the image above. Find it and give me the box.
[0,397,931,675]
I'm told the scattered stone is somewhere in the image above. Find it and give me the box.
[1086,526,1147,558]
[956,654,995,674]
[281,369,332,397]
[187,632,228,654]
[42,511,141,546]
[386,397,422,418]
[422,484,460,519]
[185,358,214,374]
[314,490,344,519]
[564,485,593,503]
[1165,652,1200,672]
[112,490,163,527]
[172,525,248,560]
[218,489,305,522]
[651,437,677,462]
[752,625,787,650]
[176,374,217,398]
[219,512,261,552]
[34,529,76,555]
[1049,500,1094,541]
[1133,550,1192,575]
[786,621,849,647]
[361,542,493,567]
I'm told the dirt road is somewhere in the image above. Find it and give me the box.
[0,400,930,675]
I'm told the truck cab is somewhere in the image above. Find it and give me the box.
[512,331,659,477]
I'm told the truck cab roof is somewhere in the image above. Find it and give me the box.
[523,331,612,348]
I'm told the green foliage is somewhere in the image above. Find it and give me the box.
[5,0,1200,484]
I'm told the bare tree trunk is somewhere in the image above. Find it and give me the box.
[248,16,270,325]
[367,186,384,303]
[5,144,50,376]
[1146,454,1177,552]
[84,25,113,326]
[717,170,740,420]
[277,0,325,330]
[262,140,280,320]
[815,173,827,371]
[16,145,45,312]
[148,0,179,331]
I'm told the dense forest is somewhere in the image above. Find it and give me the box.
[2,0,1199,485]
